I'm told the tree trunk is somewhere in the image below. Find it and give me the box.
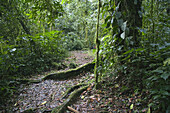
[118,0,142,47]
[94,0,100,86]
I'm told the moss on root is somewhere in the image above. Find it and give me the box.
[62,83,87,99]
[43,61,95,80]
[52,85,89,113]
[15,79,42,84]
[13,61,94,84]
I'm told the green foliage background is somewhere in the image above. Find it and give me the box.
[98,0,170,112]
[0,0,67,103]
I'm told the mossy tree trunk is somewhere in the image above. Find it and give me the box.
[94,0,101,86]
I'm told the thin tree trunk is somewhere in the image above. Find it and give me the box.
[95,0,100,86]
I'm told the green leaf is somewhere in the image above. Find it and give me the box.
[121,32,125,39]
[152,70,163,73]
[115,12,121,19]
[123,49,134,55]
[61,0,67,4]
[160,91,170,96]
[122,55,131,61]
[135,48,145,52]
[105,16,111,23]
[102,10,106,19]
[101,34,111,41]
[117,19,123,26]
[115,2,121,11]
[164,58,170,65]
[25,0,32,3]
[160,73,169,80]
[106,22,111,28]
[147,107,151,113]
[121,21,127,31]
[153,95,161,100]
[151,76,159,81]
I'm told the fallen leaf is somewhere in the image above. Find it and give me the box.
[40,101,47,105]
[87,87,91,91]
[81,95,85,99]
[14,102,19,107]
[108,98,112,102]
[115,84,119,88]
[130,104,134,109]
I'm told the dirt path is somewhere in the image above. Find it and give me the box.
[13,73,94,113]
[1,50,147,113]
[1,50,95,113]
[64,50,94,67]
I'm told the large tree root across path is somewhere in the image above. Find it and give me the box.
[43,61,95,80]
[16,61,95,83]
[16,61,95,113]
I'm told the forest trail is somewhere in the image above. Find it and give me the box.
[2,50,94,113]
[2,50,148,113]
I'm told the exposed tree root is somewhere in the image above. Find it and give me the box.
[15,61,95,84]
[15,79,42,84]
[43,61,95,80]
[21,84,90,113]
[15,61,94,113]
[62,83,88,99]
[52,85,89,113]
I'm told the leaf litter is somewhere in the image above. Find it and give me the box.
[1,50,94,113]
[70,77,149,113]
[13,72,94,113]
[1,50,149,113]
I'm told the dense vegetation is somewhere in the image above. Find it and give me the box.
[97,0,170,112]
[0,0,169,112]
